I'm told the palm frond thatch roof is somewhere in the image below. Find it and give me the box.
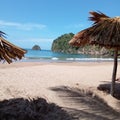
[89,11,110,24]
[69,11,120,96]
[0,36,26,64]
[69,11,120,49]
[0,31,6,38]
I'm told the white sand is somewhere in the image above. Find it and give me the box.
[0,62,120,111]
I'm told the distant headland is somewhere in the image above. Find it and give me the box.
[51,33,113,56]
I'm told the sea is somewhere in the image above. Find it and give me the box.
[21,49,115,62]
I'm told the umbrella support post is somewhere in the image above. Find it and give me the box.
[111,49,118,97]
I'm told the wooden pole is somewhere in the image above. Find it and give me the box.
[111,49,118,96]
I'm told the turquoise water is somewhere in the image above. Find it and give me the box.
[23,49,114,62]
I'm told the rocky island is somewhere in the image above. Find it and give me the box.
[32,45,41,50]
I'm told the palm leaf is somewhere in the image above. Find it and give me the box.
[0,36,26,64]
[89,11,110,24]
[69,12,120,49]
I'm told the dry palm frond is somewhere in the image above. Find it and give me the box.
[87,17,120,49]
[89,11,110,24]
[69,11,120,49]
[69,29,89,46]
[0,31,6,38]
[0,37,26,64]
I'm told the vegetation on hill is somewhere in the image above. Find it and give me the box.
[51,33,113,56]
[51,33,79,53]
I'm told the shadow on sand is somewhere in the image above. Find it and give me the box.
[97,82,120,100]
[50,86,120,120]
[0,97,72,120]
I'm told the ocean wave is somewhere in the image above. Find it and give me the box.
[24,50,117,62]
[66,57,114,61]
[51,57,59,60]
[23,57,118,62]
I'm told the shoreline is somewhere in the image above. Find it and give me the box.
[23,57,118,63]
[0,60,118,69]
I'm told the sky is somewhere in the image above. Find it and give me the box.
[0,0,120,50]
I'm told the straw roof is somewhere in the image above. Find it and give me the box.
[69,11,120,49]
[0,31,26,63]
[69,11,120,96]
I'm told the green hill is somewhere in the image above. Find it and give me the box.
[51,33,79,53]
[51,33,113,56]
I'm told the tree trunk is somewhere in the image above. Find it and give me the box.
[111,49,118,96]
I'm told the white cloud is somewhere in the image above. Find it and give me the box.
[66,23,84,29]
[66,22,91,29]
[0,20,46,30]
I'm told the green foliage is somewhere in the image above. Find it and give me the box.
[51,33,79,53]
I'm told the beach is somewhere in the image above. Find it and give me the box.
[0,61,120,119]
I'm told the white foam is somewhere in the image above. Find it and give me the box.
[51,57,59,60]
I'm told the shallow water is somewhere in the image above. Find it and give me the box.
[23,49,115,62]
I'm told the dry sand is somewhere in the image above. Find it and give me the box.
[0,61,120,119]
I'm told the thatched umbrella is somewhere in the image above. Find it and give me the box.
[0,31,26,64]
[69,11,120,97]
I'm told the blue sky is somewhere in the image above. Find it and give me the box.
[0,0,120,50]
